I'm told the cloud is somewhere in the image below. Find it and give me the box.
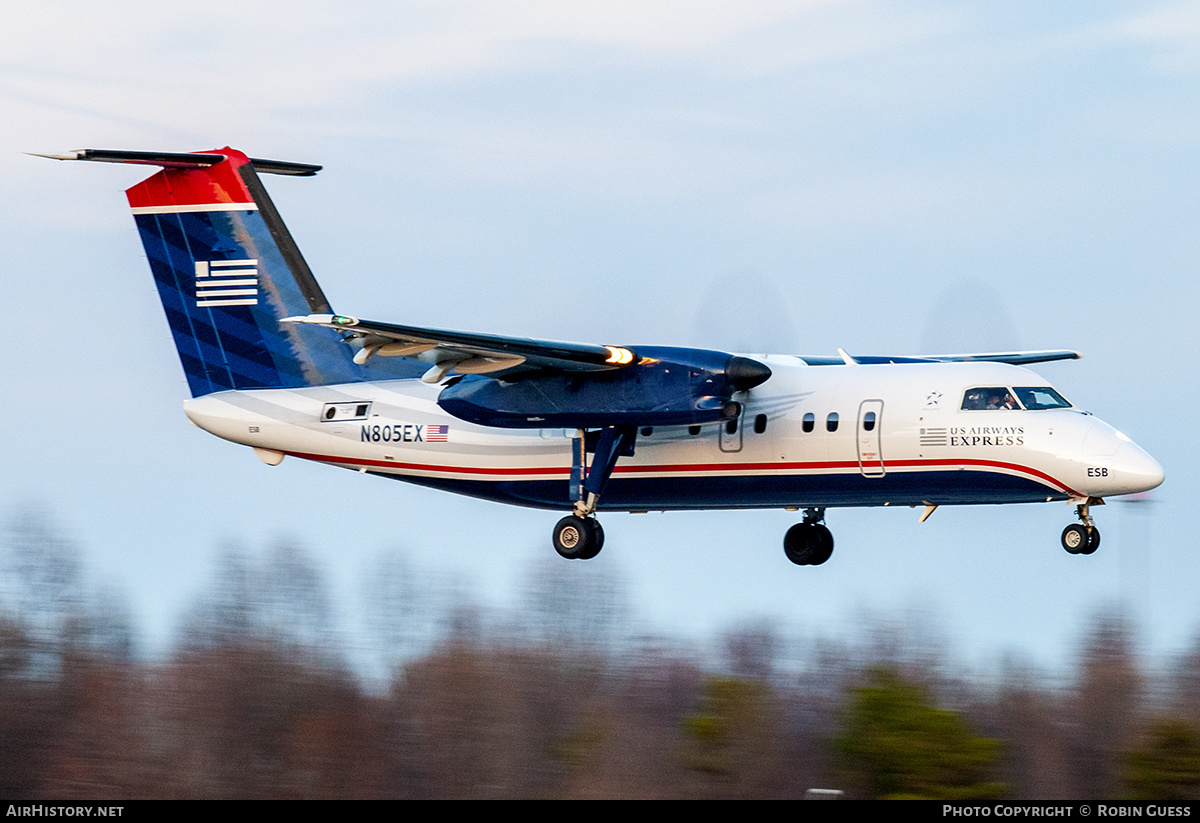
[0,0,951,128]
[1108,1,1200,74]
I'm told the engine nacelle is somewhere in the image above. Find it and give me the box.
[436,346,770,429]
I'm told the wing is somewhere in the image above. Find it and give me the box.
[923,350,1081,365]
[285,313,638,383]
[284,313,771,429]
[797,350,1081,366]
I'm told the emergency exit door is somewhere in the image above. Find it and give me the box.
[857,400,885,477]
[719,407,744,453]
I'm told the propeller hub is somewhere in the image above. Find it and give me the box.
[725,356,772,391]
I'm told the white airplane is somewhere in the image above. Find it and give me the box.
[43,147,1164,564]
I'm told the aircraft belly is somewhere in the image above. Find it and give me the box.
[372,463,1070,511]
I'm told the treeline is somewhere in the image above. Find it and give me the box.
[1,508,1199,799]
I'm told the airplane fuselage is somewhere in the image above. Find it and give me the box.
[47,145,1163,563]
[183,358,1161,513]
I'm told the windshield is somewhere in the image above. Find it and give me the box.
[1013,386,1072,410]
[961,385,1073,411]
[961,387,1020,411]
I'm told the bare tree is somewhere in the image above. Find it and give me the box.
[1067,607,1144,798]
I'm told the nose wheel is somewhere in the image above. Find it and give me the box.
[1062,503,1101,555]
[784,509,834,566]
[1062,523,1100,555]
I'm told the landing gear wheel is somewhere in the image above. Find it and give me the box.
[553,515,603,560]
[577,519,604,560]
[811,524,834,565]
[784,523,834,566]
[784,524,811,565]
[1062,524,1100,555]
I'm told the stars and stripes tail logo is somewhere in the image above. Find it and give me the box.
[426,424,449,442]
[195,259,259,307]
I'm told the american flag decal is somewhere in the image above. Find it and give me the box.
[919,427,948,446]
[426,424,449,442]
[195,259,259,307]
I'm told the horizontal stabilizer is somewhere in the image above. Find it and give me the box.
[32,148,321,176]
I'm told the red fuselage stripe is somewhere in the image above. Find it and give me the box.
[283,451,1080,496]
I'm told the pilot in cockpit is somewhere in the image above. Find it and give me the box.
[963,388,1020,411]
[988,392,1017,410]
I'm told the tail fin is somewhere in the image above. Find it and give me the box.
[50,147,401,396]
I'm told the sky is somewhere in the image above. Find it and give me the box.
[1,0,1197,672]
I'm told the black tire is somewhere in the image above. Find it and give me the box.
[1080,526,1101,555]
[553,515,603,560]
[554,515,588,559]
[577,519,605,560]
[809,524,834,566]
[784,523,815,565]
[1061,524,1089,554]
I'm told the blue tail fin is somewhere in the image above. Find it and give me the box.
[118,147,367,396]
[58,146,426,397]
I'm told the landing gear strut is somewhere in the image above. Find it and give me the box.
[551,426,636,561]
[784,508,834,566]
[1062,502,1101,555]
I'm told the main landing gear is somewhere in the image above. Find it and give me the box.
[551,425,636,561]
[784,508,834,566]
[1061,501,1102,555]
[553,515,604,560]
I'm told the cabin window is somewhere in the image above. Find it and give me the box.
[754,414,767,434]
[688,425,701,436]
[725,419,738,435]
[826,412,839,432]
[1013,387,1071,410]
[802,412,815,433]
[961,388,1020,411]
[863,411,876,432]
[640,426,654,437]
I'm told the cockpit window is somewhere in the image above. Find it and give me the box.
[1013,386,1071,410]
[961,388,1020,411]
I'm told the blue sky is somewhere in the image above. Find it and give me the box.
[1,1,1197,670]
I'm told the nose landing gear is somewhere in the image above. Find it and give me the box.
[1062,502,1101,555]
[784,508,834,566]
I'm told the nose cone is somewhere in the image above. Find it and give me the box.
[1078,418,1163,497]
[1085,438,1164,497]
[1114,441,1164,494]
